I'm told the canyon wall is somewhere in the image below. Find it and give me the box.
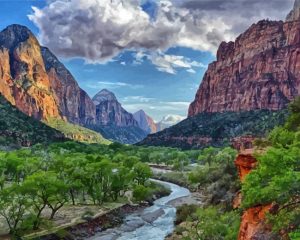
[0,25,96,125]
[189,19,300,116]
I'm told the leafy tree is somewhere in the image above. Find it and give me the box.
[285,97,300,131]
[133,162,152,185]
[22,171,68,228]
[198,147,218,166]
[188,207,240,240]
[0,184,29,236]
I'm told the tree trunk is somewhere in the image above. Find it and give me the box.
[70,189,75,205]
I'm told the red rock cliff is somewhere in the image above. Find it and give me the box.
[189,18,300,117]
[234,151,273,240]
[0,24,96,125]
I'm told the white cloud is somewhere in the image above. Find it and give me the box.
[187,69,196,74]
[122,96,155,103]
[134,51,206,74]
[29,0,293,63]
[87,81,143,90]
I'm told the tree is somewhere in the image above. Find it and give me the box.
[216,147,237,172]
[0,184,29,236]
[133,162,152,185]
[110,166,133,200]
[198,147,218,166]
[22,171,68,228]
[188,207,240,240]
[285,97,300,131]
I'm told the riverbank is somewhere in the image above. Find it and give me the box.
[88,179,192,240]
[19,182,170,240]
[152,171,204,207]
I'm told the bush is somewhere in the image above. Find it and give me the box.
[189,207,240,240]
[176,204,198,224]
[132,185,151,202]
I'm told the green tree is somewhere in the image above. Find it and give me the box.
[198,147,218,166]
[22,171,68,228]
[0,184,29,236]
[133,162,152,185]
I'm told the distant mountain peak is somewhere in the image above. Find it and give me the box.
[286,0,300,21]
[0,24,36,49]
[133,110,157,134]
[92,89,117,105]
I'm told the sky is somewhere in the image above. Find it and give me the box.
[0,0,295,121]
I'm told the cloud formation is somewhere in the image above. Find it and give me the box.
[134,51,206,74]
[29,0,294,63]
[87,81,143,90]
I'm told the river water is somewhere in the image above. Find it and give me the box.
[88,179,190,240]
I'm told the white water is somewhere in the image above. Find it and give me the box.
[88,179,190,240]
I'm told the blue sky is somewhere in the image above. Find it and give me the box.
[0,0,293,121]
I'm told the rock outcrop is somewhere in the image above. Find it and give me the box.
[234,151,274,240]
[189,17,300,117]
[0,24,96,125]
[134,110,157,134]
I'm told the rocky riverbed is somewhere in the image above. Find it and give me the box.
[87,179,196,240]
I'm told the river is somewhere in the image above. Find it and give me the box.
[87,179,191,240]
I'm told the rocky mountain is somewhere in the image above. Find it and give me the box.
[0,24,95,125]
[189,17,300,116]
[156,115,185,132]
[0,24,147,144]
[133,110,157,134]
[141,2,300,149]
[93,89,138,127]
[88,89,147,144]
[286,0,300,22]
[41,47,96,125]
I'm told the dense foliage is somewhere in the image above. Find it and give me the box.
[0,94,65,148]
[175,205,240,240]
[243,98,300,237]
[0,142,155,236]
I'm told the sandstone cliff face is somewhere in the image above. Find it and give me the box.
[0,25,61,120]
[189,18,300,117]
[41,47,95,125]
[0,24,96,125]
